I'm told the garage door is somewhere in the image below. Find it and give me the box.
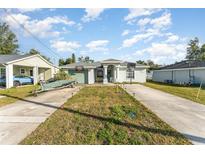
[68,70,88,84]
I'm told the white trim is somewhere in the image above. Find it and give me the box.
[6,54,57,68]
[6,64,13,88]
[154,67,205,72]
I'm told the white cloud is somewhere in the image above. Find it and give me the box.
[137,18,151,27]
[121,29,130,36]
[150,12,171,29]
[50,40,81,52]
[165,34,179,43]
[18,8,41,13]
[81,8,106,22]
[122,11,172,48]
[122,29,160,48]
[3,13,76,38]
[86,40,109,51]
[134,42,186,64]
[3,13,30,28]
[137,12,172,30]
[124,8,161,24]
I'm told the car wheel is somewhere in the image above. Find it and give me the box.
[14,81,21,87]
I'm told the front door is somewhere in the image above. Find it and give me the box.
[107,65,114,82]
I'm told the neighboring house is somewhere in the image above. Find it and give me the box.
[60,59,149,84]
[146,70,153,80]
[152,60,205,84]
[0,54,58,88]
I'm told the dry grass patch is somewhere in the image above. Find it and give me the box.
[0,85,37,107]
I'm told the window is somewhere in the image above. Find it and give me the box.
[20,68,25,75]
[126,70,134,79]
[29,69,33,76]
[0,68,6,78]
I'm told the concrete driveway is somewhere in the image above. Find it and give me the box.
[123,84,205,145]
[0,87,80,145]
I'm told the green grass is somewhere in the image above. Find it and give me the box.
[144,81,205,105]
[21,86,191,145]
[0,85,37,107]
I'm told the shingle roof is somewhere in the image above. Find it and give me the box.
[60,62,101,69]
[160,60,205,70]
[123,61,147,67]
[0,54,32,64]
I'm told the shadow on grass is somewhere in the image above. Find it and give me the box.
[1,93,202,144]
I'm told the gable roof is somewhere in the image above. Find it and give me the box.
[159,60,205,70]
[101,58,122,64]
[0,54,58,69]
[102,58,121,61]
[0,54,32,64]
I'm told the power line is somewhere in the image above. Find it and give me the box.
[3,9,62,61]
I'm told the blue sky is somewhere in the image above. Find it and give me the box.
[0,8,205,65]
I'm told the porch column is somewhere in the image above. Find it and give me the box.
[88,68,95,84]
[116,66,120,82]
[33,66,38,84]
[103,65,108,84]
[6,64,13,88]
[113,67,116,82]
[51,67,55,78]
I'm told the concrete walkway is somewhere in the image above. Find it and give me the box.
[0,87,80,145]
[123,84,205,145]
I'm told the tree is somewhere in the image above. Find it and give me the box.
[58,54,75,66]
[200,44,205,60]
[59,59,65,66]
[147,60,160,70]
[71,53,76,63]
[186,37,201,60]
[78,56,94,63]
[65,58,72,64]
[136,60,147,65]
[28,48,51,62]
[0,22,19,54]
[136,59,160,70]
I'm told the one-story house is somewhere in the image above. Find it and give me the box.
[0,54,58,88]
[152,60,205,84]
[60,59,149,84]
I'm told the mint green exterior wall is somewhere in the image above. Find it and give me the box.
[68,69,88,84]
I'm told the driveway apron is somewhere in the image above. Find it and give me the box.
[0,87,80,144]
[123,84,205,145]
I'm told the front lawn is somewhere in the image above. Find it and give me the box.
[144,81,205,105]
[0,85,37,107]
[21,86,190,145]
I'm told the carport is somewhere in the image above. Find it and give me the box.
[0,54,58,88]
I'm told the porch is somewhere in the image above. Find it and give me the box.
[0,64,52,88]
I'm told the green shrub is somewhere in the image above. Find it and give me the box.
[54,69,71,80]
